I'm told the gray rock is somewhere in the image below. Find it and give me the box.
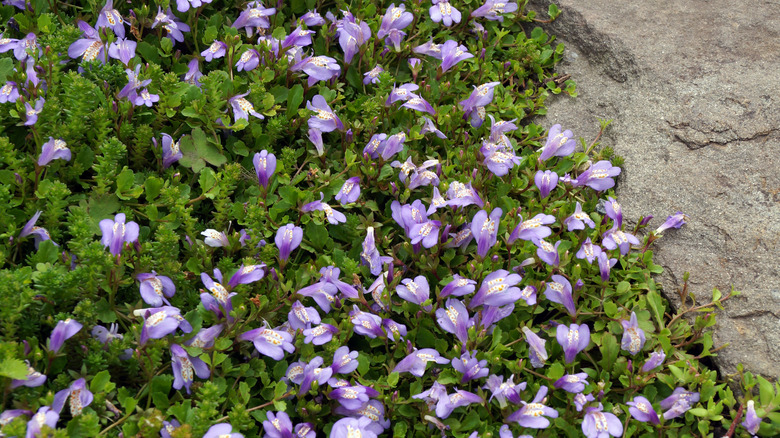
[529,0,780,380]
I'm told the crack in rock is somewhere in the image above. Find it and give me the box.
[668,121,779,149]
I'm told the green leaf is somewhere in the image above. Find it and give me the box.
[646,290,665,328]
[758,376,775,406]
[274,380,288,398]
[387,371,399,387]
[286,84,304,120]
[144,176,164,201]
[199,168,219,199]
[393,421,408,438]
[0,58,13,83]
[192,127,227,167]
[37,14,53,33]
[598,333,619,371]
[616,281,630,294]
[95,298,117,323]
[0,357,29,379]
[90,370,111,393]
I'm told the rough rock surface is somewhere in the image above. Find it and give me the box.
[529,0,780,380]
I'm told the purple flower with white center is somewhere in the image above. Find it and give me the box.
[576,238,603,263]
[308,128,324,156]
[350,305,385,338]
[184,59,202,86]
[201,40,227,61]
[377,3,414,39]
[440,40,473,72]
[381,132,406,160]
[137,271,175,306]
[1,409,32,427]
[118,65,149,100]
[335,177,360,206]
[302,10,325,26]
[413,381,449,411]
[334,400,390,434]
[430,0,462,26]
[452,351,489,383]
[138,306,192,345]
[299,356,333,393]
[288,300,321,330]
[161,419,182,438]
[742,400,762,435]
[470,269,522,308]
[338,20,371,64]
[386,83,419,105]
[414,38,443,59]
[12,33,39,61]
[331,346,359,374]
[396,275,431,306]
[570,160,622,191]
[534,238,561,266]
[302,192,347,225]
[446,224,474,248]
[507,386,558,428]
[25,407,59,438]
[92,323,123,345]
[0,81,19,103]
[331,417,378,438]
[482,146,521,177]
[484,374,525,407]
[52,378,93,416]
[361,227,392,276]
[471,0,519,21]
[319,265,358,298]
[642,350,666,372]
[554,373,589,393]
[290,55,341,86]
[230,92,264,121]
[535,170,559,199]
[298,281,338,313]
[232,2,276,36]
[204,423,243,438]
[565,202,596,231]
[38,137,71,166]
[184,324,223,349]
[235,49,260,71]
[239,323,295,360]
[489,116,518,141]
[627,396,660,425]
[262,411,293,438]
[470,207,502,258]
[393,348,449,377]
[390,157,417,185]
[508,213,556,243]
[522,327,548,368]
[446,181,484,208]
[276,224,303,262]
[363,133,387,158]
[99,213,139,256]
[170,344,209,394]
[660,387,700,420]
[518,285,537,306]
[23,98,44,126]
[582,404,623,438]
[460,82,500,114]
[175,0,212,12]
[556,323,590,363]
[655,212,689,234]
[425,187,447,215]
[480,303,515,332]
[602,227,640,255]
[228,263,265,287]
[436,298,472,343]
[383,318,408,341]
[574,392,595,412]
[330,385,378,410]
[283,26,314,50]
[0,34,18,57]
[621,312,646,354]
[253,150,276,189]
[201,229,229,247]
[544,275,576,316]
[402,95,436,116]
[436,389,484,419]
[96,0,125,37]
[158,133,183,168]
[133,88,159,107]
[420,116,447,139]
[440,275,476,298]
[604,197,623,227]
[364,64,384,84]
[409,219,442,248]
[108,38,136,65]
[307,94,344,132]
[10,361,46,388]
[200,270,237,321]
[539,124,576,161]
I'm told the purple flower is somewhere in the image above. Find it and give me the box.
[430,0,462,26]
[440,40,473,72]
[290,55,341,86]
[364,64,384,84]
[574,393,595,412]
[37,137,71,166]
[253,150,276,189]
[233,3,275,35]
[201,229,229,247]
[52,378,93,416]
[604,197,623,227]
[440,275,476,298]
[10,361,46,388]
[402,96,436,115]
[331,417,378,438]
[482,146,521,177]
[99,213,139,256]
[742,400,762,435]
[414,39,443,59]
[201,40,227,61]
[556,323,590,363]
[204,423,243,438]
[655,212,689,234]
[228,264,265,288]
[554,373,589,393]
[335,177,360,205]
[627,396,660,425]
[307,94,344,132]
[201,269,238,321]
[23,98,44,126]
[158,133,183,168]
[283,26,314,50]
[235,49,260,71]
[452,350,489,382]
[570,160,622,191]
[539,124,576,161]
[471,208,502,258]
[420,116,447,139]
[522,327,548,368]
[507,386,558,428]
[363,133,387,158]
[621,312,646,355]
[393,348,449,377]
[68,22,106,64]
[396,275,431,307]
[576,238,603,264]
[565,202,596,231]
[175,0,212,12]
[381,132,406,160]
[92,323,123,345]
[471,0,519,21]
[642,350,666,372]
[460,82,500,114]
[297,281,338,313]
[409,219,442,248]
[360,227,392,276]
[436,389,484,419]
[377,3,414,39]
[484,374,525,407]
[239,323,295,360]
[302,10,325,26]
[480,303,515,332]
[230,92,264,121]
[446,225,474,249]
[262,411,294,438]
[137,271,175,306]
[602,227,640,255]
[308,128,324,156]
[0,81,19,103]
[334,400,390,434]
[534,238,561,266]
[382,318,407,341]
[133,88,159,107]
[330,385,378,410]
[108,38,136,65]
[49,318,82,353]
[660,387,700,420]
[332,346,359,374]
[288,300,321,330]
[350,305,385,338]
[436,298,472,343]
[338,20,371,64]
[299,356,333,393]
[446,181,484,209]
[138,306,192,345]
[470,269,523,308]
[302,193,347,225]
[275,224,303,262]
[387,83,419,105]
[544,275,576,316]
[319,265,359,298]
[184,324,223,349]
[96,0,125,37]
[152,8,191,43]
[518,285,537,305]
[184,58,202,86]
[582,405,623,438]
[26,407,59,438]
[508,213,555,243]
[535,170,559,198]
[170,344,210,394]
